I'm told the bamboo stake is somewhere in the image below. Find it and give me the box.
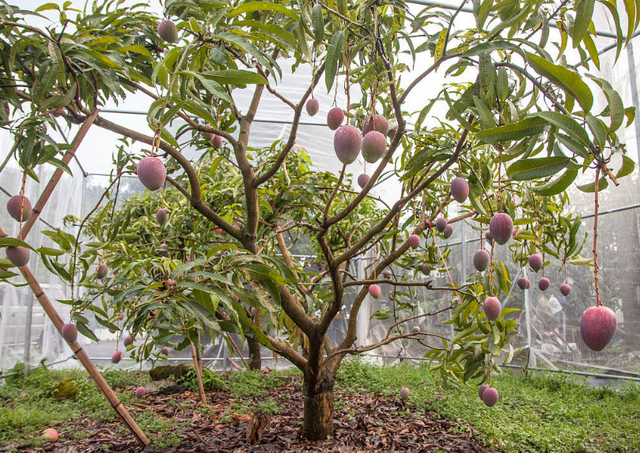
[21,109,99,239]
[226,332,250,368]
[189,339,207,404]
[0,226,150,446]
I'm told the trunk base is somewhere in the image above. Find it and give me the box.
[303,389,334,440]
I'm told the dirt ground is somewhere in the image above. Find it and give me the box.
[7,375,497,453]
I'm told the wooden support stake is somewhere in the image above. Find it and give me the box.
[226,332,250,369]
[189,339,207,404]
[21,109,100,239]
[0,226,151,446]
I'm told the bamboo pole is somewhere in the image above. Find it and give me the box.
[226,332,250,368]
[21,109,99,239]
[189,339,207,404]
[1,233,151,446]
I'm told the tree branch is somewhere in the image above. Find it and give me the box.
[254,64,325,186]
[83,114,242,241]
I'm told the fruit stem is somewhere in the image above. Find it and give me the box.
[593,166,602,307]
[488,239,496,297]
[18,170,27,240]
[429,226,462,305]
[497,147,503,212]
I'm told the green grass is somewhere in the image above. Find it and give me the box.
[1,361,638,452]
[336,358,640,453]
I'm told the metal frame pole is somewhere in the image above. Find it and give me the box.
[626,41,640,166]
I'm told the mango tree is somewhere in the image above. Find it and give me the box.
[0,0,637,442]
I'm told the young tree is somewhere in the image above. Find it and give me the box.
[1,0,636,441]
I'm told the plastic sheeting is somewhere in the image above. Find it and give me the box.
[1,2,640,380]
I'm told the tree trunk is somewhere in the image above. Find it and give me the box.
[247,338,262,370]
[248,307,263,370]
[302,375,335,440]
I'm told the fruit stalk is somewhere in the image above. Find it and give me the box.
[593,166,601,307]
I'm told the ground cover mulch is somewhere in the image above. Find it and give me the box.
[5,373,498,453]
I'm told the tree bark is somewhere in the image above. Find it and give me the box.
[247,338,262,370]
[302,374,335,440]
[247,307,263,370]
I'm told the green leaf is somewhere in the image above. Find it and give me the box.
[475,117,548,143]
[234,20,298,48]
[555,133,590,159]
[443,90,477,131]
[473,96,497,129]
[586,75,625,133]
[38,247,65,256]
[203,69,267,85]
[623,0,637,44]
[617,154,635,178]
[583,32,600,69]
[0,238,34,250]
[178,71,232,102]
[325,30,345,92]
[577,176,608,192]
[180,298,221,333]
[460,41,522,57]
[228,2,300,21]
[179,97,218,131]
[531,169,578,195]
[572,0,595,46]
[585,115,607,149]
[596,0,623,60]
[534,111,591,147]
[311,3,324,45]
[625,106,636,127]
[118,45,151,56]
[507,156,570,180]
[525,52,593,113]
[35,2,60,11]
[73,318,99,343]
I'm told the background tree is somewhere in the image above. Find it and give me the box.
[0,0,637,442]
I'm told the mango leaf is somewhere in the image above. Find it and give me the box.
[577,176,608,192]
[0,238,34,250]
[228,2,299,21]
[38,247,65,256]
[587,75,624,133]
[555,133,590,159]
[325,30,345,92]
[472,96,497,129]
[311,3,324,45]
[233,20,298,48]
[525,52,593,113]
[507,156,570,180]
[460,40,522,57]
[204,69,267,85]
[118,45,151,56]
[179,298,221,333]
[585,115,607,149]
[179,70,232,102]
[434,28,448,61]
[534,111,591,147]
[572,0,595,46]
[596,0,623,60]
[531,169,578,195]
[475,117,548,143]
[616,154,635,178]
